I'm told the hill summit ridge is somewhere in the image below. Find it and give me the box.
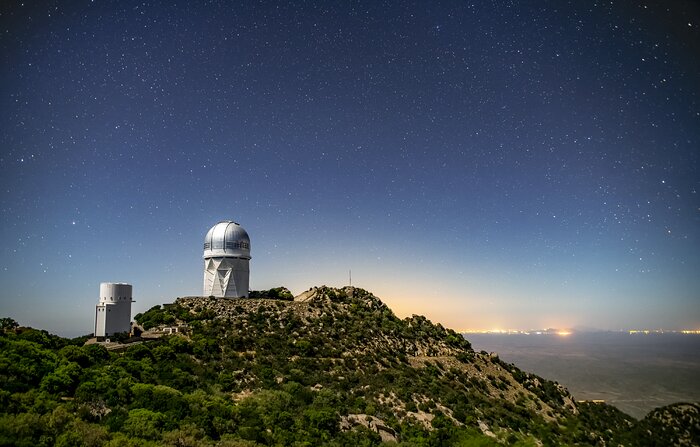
[173,286,477,359]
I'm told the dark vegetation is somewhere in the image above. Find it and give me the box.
[134,304,215,331]
[248,287,294,301]
[1,286,697,446]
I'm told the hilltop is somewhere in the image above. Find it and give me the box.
[0,286,697,446]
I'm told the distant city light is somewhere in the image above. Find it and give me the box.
[462,328,700,335]
[627,329,700,335]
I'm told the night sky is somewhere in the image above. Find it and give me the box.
[1,1,699,336]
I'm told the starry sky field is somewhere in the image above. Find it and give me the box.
[1,1,699,336]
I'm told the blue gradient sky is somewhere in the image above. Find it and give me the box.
[1,1,699,336]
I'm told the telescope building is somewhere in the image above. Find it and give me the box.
[95,282,133,337]
[203,220,251,298]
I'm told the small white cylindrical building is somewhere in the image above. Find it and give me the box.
[203,220,251,298]
[95,282,133,337]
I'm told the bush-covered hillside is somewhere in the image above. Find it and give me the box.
[1,286,697,446]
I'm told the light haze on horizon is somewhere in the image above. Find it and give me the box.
[1,1,699,337]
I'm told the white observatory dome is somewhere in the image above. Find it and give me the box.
[203,220,251,259]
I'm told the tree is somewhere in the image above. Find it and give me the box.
[122,408,166,440]
[40,361,81,395]
[54,420,109,447]
[0,412,47,447]
[0,318,19,332]
[0,339,57,392]
[58,345,90,367]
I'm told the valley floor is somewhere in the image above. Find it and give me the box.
[467,332,700,419]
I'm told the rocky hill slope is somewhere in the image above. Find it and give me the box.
[0,286,697,446]
[628,402,700,446]
[136,285,697,445]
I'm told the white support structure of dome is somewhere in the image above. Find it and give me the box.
[203,220,251,298]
